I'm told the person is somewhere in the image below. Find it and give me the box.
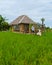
[31,25,35,33]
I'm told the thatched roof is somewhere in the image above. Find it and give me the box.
[10,15,36,25]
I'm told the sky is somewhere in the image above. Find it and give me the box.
[0,0,52,28]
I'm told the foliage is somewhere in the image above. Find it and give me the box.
[41,18,45,27]
[2,22,10,30]
[0,15,9,31]
[0,31,52,65]
[29,24,33,28]
[41,18,45,24]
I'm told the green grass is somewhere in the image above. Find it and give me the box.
[0,31,52,65]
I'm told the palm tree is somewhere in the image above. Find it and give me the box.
[41,18,45,32]
[41,18,45,28]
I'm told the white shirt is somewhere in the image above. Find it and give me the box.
[31,26,34,31]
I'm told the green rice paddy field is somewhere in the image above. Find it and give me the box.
[0,31,52,65]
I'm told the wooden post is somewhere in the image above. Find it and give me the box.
[29,24,31,33]
[11,26,14,32]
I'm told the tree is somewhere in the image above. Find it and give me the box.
[41,18,45,28]
[0,15,9,31]
[2,22,10,30]
[41,18,45,32]
[0,15,5,22]
[0,15,5,30]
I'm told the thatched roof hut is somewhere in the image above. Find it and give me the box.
[10,15,38,33]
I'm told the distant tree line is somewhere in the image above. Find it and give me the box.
[0,15,10,31]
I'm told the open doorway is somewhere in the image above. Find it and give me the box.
[24,24,29,33]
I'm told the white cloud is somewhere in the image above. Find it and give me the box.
[0,0,52,27]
